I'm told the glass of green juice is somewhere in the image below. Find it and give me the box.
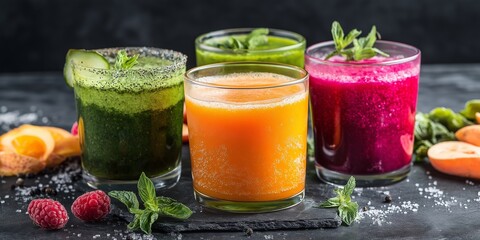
[69,47,187,190]
[195,28,306,67]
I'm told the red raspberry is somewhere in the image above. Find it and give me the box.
[71,190,110,221]
[70,121,78,136]
[27,199,69,230]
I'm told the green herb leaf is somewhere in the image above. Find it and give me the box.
[109,172,192,234]
[319,197,340,208]
[319,176,358,226]
[127,214,141,231]
[246,28,269,49]
[342,176,356,197]
[339,201,359,226]
[158,199,193,220]
[114,50,139,70]
[108,191,140,210]
[326,21,389,61]
[213,28,269,51]
[138,172,157,205]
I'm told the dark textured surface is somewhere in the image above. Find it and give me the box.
[0,65,480,239]
[111,149,341,232]
[2,0,480,73]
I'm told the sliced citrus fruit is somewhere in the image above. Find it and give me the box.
[0,125,55,162]
[428,141,480,179]
[43,126,81,165]
[0,152,45,176]
[455,125,480,147]
[52,136,81,158]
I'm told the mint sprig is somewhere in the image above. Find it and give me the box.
[325,21,389,61]
[109,172,193,234]
[114,50,139,70]
[319,176,358,226]
[214,28,269,51]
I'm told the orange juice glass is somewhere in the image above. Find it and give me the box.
[185,62,309,212]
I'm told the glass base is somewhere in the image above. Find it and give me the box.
[83,164,181,191]
[316,164,410,187]
[194,189,305,213]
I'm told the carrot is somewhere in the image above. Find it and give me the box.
[476,112,480,124]
[456,125,480,147]
[428,141,480,179]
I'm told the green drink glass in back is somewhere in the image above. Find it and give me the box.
[195,28,306,67]
[71,47,187,190]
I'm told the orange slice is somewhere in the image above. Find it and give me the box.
[0,152,46,176]
[428,141,480,179]
[456,125,480,147]
[1,125,54,162]
[43,126,81,159]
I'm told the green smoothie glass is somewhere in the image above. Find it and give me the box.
[195,28,306,67]
[70,47,186,190]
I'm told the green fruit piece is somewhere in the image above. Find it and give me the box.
[63,49,110,87]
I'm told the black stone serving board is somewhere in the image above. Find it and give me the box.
[108,147,341,232]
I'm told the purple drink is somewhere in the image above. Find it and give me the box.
[306,41,421,186]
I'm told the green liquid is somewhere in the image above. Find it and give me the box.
[196,36,305,67]
[73,57,184,180]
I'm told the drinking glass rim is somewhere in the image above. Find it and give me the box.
[306,40,421,66]
[185,62,309,90]
[195,28,306,54]
[71,47,187,74]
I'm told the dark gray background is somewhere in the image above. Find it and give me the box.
[1,0,479,72]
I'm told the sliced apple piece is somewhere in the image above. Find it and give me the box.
[428,141,480,179]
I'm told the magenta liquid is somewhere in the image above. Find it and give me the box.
[307,55,420,176]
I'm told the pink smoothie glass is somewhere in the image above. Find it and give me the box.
[306,40,421,186]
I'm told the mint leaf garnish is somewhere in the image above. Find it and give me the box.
[108,191,139,211]
[326,21,389,61]
[108,172,193,234]
[319,176,358,226]
[114,50,139,69]
[214,28,269,51]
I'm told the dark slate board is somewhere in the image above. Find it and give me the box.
[109,147,341,232]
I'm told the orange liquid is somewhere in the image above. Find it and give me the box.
[186,73,308,201]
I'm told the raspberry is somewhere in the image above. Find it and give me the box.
[27,199,69,230]
[70,121,78,136]
[71,190,110,221]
